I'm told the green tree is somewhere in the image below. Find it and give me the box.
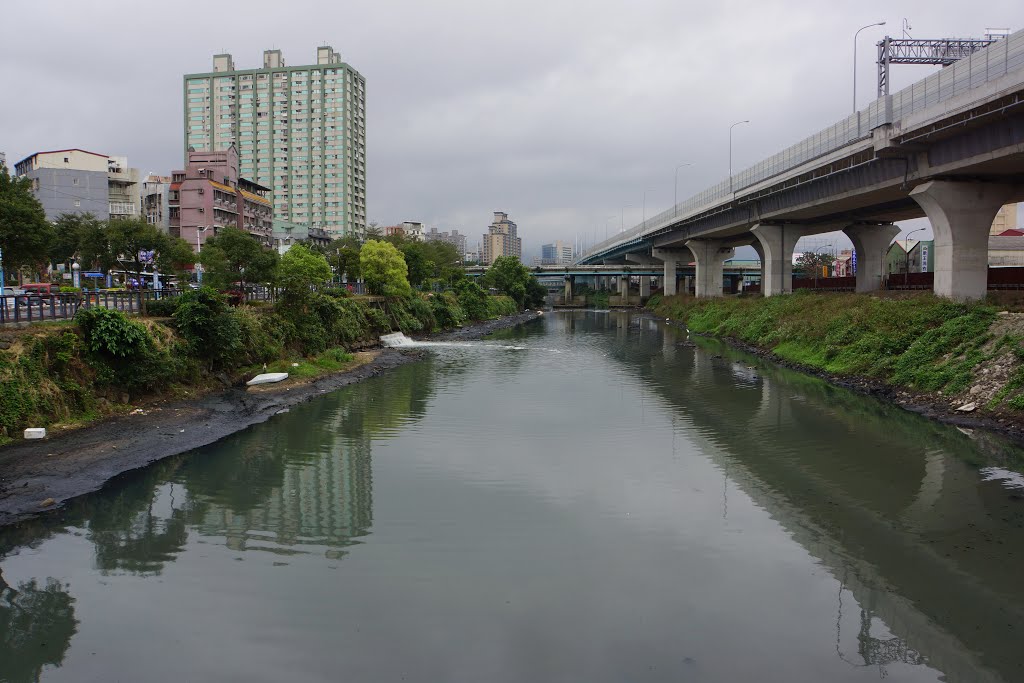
[0,165,52,282]
[794,251,833,278]
[360,239,411,297]
[156,235,200,281]
[48,213,91,268]
[278,243,333,303]
[77,215,116,273]
[198,227,279,290]
[322,234,362,282]
[480,255,545,308]
[399,242,433,288]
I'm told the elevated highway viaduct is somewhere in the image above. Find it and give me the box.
[579,29,1024,301]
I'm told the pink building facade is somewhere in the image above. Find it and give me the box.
[169,146,273,252]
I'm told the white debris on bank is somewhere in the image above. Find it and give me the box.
[247,372,289,386]
[979,467,1024,490]
[24,428,47,439]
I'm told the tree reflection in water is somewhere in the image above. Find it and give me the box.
[0,570,78,683]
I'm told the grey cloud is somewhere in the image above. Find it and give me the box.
[2,0,1019,256]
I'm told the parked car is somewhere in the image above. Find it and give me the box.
[20,283,61,298]
[16,283,62,306]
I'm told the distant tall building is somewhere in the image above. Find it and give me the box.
[481,211,521,265]
[425,226,467,255]
[0,151,6,169]
[169,146,273,251]
[183,46,366,237]
[13,149,140,222]
[991,204,1019,235]
[540,240,573,265]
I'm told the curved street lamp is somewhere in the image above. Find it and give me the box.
[854,21,886,112]
[729,120,750,194]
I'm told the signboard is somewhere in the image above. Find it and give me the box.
[84,271,104,278]
[921,244,929,272]
[138,250,155,264]
[851,248,857,275]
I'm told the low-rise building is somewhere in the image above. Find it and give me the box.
[13,148,141,221]
[273,220,332,254]
[540,240,573,265]
[171,145,273,252]
[141,174,173,232]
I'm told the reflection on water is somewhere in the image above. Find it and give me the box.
[0,573,77,683]
[1,312,1023,682]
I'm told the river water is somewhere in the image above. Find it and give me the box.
[2,311,1024,683]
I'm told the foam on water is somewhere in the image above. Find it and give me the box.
[380,332,527,351]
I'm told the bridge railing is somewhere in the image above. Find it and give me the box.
[582,28,1024,262]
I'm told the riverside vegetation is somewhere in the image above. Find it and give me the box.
[648,292,1024,419]
[0,238,535,441]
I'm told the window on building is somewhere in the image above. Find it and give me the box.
[74,199,81,207]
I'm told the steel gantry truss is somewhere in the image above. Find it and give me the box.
[877,36,1001,97]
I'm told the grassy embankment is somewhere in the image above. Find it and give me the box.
[648,291,1024,415]
[0,289,520,442]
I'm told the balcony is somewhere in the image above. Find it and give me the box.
[109,202,137,216]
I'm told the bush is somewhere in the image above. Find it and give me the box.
[146,296,181,317]
[455,280,489,320]
[74,307,176,391]
[486,295,519,318]
[431,292,466,329]
[172,287,242,369]
[234,307,284,364]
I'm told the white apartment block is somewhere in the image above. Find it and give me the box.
[183,46,366,237]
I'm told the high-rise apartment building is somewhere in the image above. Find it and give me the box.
[481,211,522,265]
[141,174,173,232]
[183,46,366,237]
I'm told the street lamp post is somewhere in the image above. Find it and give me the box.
[620,204,631,233]
[729,120,750,194]
[854,21,886,113]
[674,163,693,216]
[195,226,209,284]
[605,214,616,240]
[811,244,833,289]
[642,190,655,228]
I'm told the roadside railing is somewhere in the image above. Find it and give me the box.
[0,286,277,325]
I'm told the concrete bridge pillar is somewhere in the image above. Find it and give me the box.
[909,181,1015,301]
[843,223,900,293]
[563,275,574,301]
[750,223,812,296]
[639,275,651,298]
[686,239,736,298]
[618,275,629,299]
[653,252,677,296]
[750,239,766,291]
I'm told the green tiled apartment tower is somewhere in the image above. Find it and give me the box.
[183,46,366,237]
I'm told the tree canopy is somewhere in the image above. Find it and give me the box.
[0,165,51,278]
[199,227,279,289]
[360,240,411,297]
[278,243,333,301]
[479,255,546,308]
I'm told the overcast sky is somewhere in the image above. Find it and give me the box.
[2,1,1020,258]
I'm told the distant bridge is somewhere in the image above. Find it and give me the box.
[579,29,1024,301]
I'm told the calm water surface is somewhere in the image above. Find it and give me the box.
[2,311,1024,682]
